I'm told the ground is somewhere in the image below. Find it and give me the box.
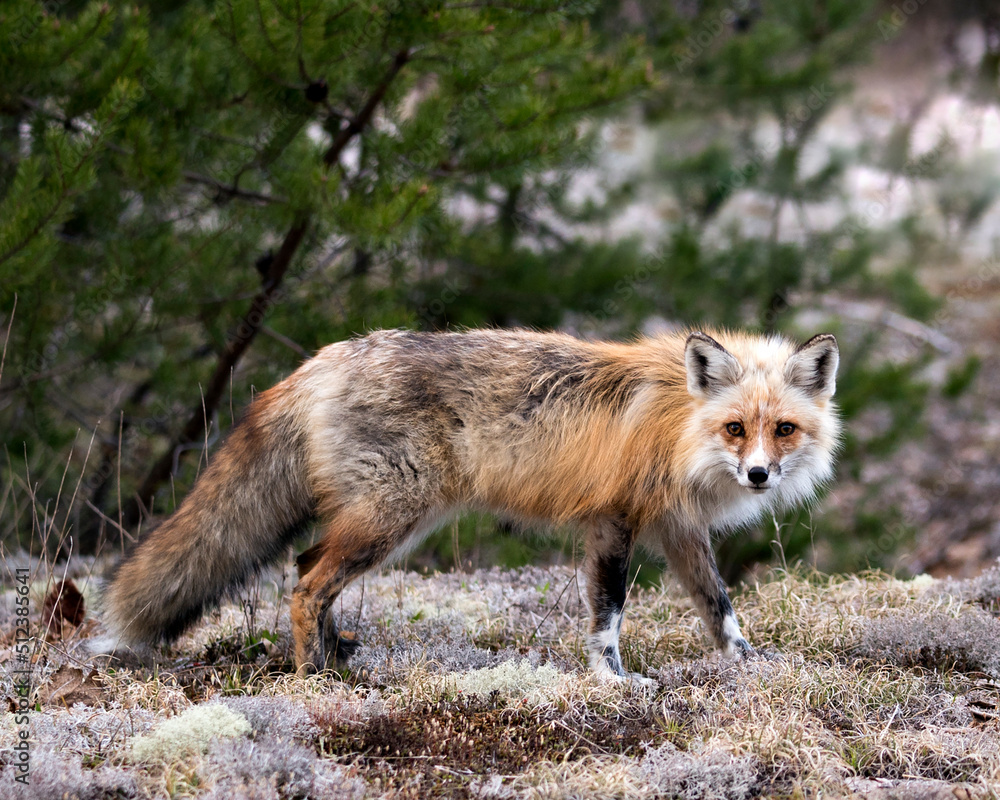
[2,558,1000,799]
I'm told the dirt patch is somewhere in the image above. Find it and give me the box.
[314,694,670,798]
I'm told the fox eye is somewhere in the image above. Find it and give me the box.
[725,422,744,437]
[776,422,796,437]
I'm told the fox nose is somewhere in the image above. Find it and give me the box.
[748,466,769,486]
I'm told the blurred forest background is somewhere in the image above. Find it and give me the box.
[2,0,1000,584]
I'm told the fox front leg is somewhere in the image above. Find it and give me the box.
[584,516,657,687]
[668,530,754,658]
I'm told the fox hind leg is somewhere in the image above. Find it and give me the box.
[295,543,360,666]
[291,540,371,674]
[667,530,753,658]
[291,506,424,674]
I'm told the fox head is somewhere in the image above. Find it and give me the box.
[682,330,841,518]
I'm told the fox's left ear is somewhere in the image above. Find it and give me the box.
[785,334,839,398]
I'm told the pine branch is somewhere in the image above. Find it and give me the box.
[15,98,285,207]
[122,48,412,528]
[0,89,130,268]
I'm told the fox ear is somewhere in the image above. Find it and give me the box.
[786,333,839,398]
[685,332,743,398]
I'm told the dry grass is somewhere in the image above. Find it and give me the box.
[2,556,1000,799]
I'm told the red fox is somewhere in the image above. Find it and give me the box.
[105,328,840,681]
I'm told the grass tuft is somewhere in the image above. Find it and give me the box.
[855,607,1000,678]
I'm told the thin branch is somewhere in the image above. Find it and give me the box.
[260,325,310,358]
[0,294,15,392]
[123,216,309,526]
[84,500,137,545]
[323,49,410,166]
[817,296,958,355]
[181,170,287,204]
[215,2,302,89]
[254,0,283,56]
[18,98,284,209]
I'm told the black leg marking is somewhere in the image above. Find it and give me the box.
[586,517,634,678]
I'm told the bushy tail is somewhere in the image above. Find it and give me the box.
[104,392,314,648]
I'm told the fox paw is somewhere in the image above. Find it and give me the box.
[723,638,755,660]
[594,663,658,689]
[624,671,659,689]
[295,630,361,676]
[321,607,361,666]
[327,630,361,664]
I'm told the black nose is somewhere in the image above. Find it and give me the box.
[748,466,769,485]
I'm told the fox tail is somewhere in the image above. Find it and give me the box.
[103,392,314,648]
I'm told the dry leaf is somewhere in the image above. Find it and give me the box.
[42,579,86,639]
[38,665,103,708]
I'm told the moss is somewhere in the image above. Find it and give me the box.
[441,659,564,699]
[16,565,1000,797]
[199,736,365,800]
[635,743,761,800]
[0,748,139,800]
[130,705,252,763]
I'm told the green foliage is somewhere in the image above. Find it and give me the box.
[0,0,649,540]
[837,353,930,459]
[419,514,573,574]
[942,355,981,399]
[0,0,962,580]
